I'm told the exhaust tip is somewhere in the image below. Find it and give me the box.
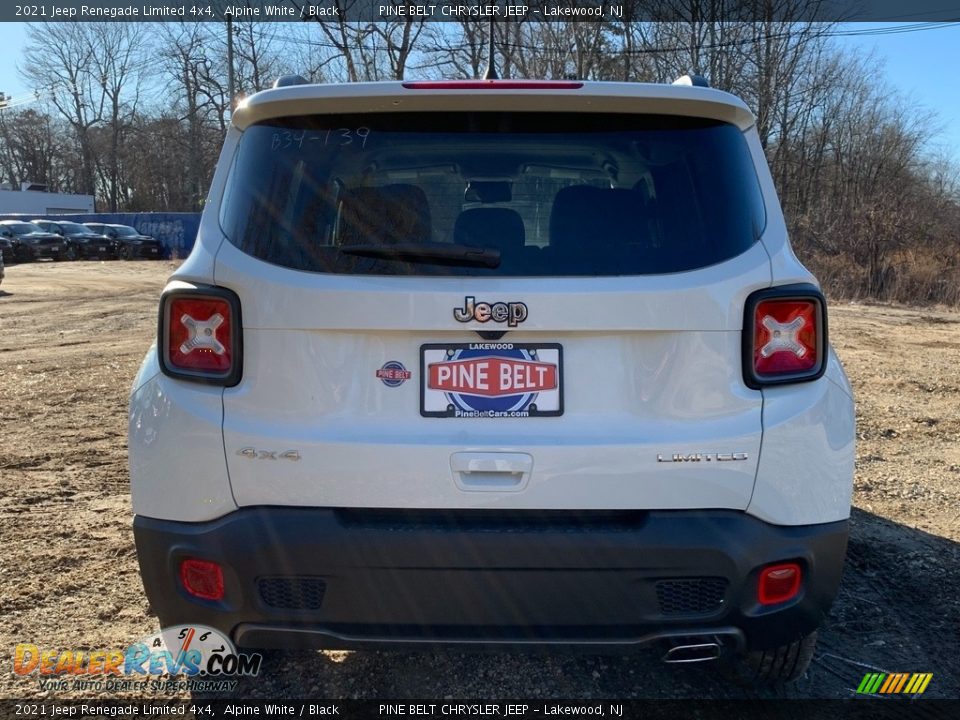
[662,642,722,664]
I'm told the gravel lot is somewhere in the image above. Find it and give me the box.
[1,261,958,700]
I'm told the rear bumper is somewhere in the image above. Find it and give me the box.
[133,508,848,652]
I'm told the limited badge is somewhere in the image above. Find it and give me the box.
[377,361,412,387]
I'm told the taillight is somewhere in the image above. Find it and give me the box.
[158,286,242,386]
[743,284,827,388]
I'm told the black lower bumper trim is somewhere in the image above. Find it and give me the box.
[133,508,848,651]
[234,623,747,654]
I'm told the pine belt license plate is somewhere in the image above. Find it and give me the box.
[420,343,563,418]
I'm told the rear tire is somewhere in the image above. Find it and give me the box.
[720,630,818,686]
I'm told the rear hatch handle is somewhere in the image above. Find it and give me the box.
[450,452,533,492]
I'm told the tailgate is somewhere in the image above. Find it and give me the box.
[217,240,768,510]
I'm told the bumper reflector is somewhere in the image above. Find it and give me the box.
[758,562,802,605]
[180,558,225,601]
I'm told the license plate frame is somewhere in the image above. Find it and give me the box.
[420,342,563,419]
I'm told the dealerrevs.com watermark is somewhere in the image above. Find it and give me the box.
[12,625,261,694]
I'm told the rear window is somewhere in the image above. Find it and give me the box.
[58,222,92,234]
[220,112,765,276]
[4,222,43,235]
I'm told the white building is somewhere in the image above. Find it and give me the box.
[0,183,95,215]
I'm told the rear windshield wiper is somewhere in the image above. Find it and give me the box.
[339,243,501,269]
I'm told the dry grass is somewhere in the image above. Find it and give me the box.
[806,249,960,307]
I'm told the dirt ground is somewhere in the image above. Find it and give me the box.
[1,261,958,700]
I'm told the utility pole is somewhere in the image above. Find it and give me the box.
[226,11,235,110]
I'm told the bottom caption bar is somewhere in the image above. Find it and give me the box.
[5,699,955,720]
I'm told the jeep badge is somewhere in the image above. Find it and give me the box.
[453,296,528,327]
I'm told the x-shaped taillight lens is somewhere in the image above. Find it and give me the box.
[748,293,825,386]
[160,290,241,385]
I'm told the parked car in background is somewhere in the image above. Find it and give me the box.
[0,239,5,286]
[31,219,118,260]
[84,223,162,260]
[0,220,65,262]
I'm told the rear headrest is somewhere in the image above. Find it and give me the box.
[453,208,525,253]
[337,183,432,246]
[549,185,649,254]
[549,186,603,252]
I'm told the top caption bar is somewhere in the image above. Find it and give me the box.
[5,0,960,23]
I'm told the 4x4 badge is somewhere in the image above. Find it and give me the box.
[454,296,528,327]
[237,448,301,461]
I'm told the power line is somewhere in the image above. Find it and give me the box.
[829,22,960,36]
[8,19,960,111]
[266,20,960,57]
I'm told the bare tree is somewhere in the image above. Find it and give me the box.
[232,22,284,94]
[287,1,376,81]
[19,22,146,209]
[88,23,146,211]
[0,109,59,188]
[419,22,488,80]
[368,14,427,80]
[20,23,102,195]
[159,23,225,210]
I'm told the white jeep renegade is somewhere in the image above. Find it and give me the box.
[130,77,855,684]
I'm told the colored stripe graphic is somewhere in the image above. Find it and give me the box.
[856,673,885,694]
[879,674,896,693]
[857,672,932,694]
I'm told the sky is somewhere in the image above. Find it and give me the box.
[839,22,960,164]
[0,21,958,162]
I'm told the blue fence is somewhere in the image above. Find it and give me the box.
[3,212,202,259]
[62,213,202,259]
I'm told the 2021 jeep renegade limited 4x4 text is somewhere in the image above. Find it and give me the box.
[130,77,855,684]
